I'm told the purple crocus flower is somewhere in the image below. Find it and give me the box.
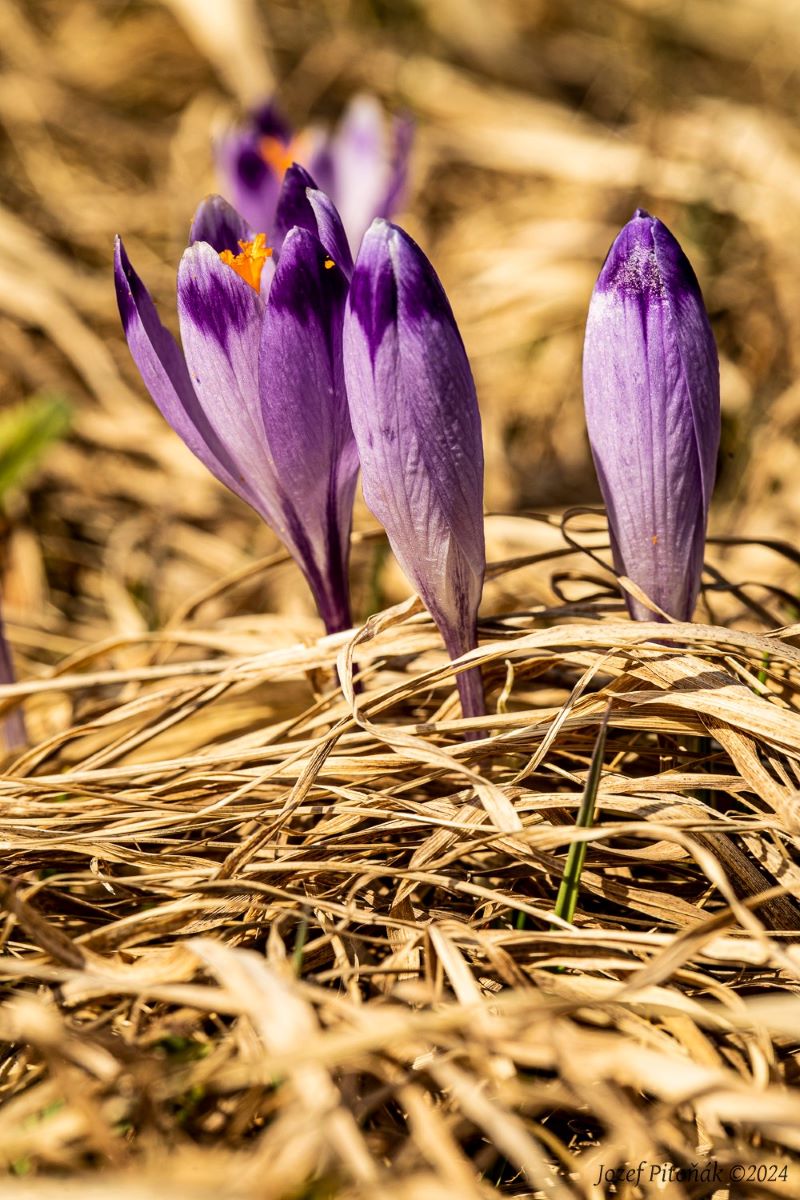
[583,209,720,622]
[0,600,26,752]
[114,184,359,635]
[343,220,486,721]
[216,95,413,257]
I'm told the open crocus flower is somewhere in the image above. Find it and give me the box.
[114,185,359,635]
[0,601,26,752]
[583,209,720,622]
[216,95,413,257]
[343,220,486,722]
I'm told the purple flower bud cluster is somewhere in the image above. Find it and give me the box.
[115,115,486,721]
[215,96,413,259]
[113,93,721,729]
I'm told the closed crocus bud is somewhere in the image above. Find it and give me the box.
[583,209,720,621]
[115,186,358,635]
[343,220,486,721]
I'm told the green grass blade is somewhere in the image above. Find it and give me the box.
[0,392,71,504]
[553,706,610,926]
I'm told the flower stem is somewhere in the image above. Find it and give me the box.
[0,609,26,753]
[444,622,485,738]
[455,664,485,722]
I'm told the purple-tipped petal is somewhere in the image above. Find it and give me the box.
[273,164,353,275]
[189,194,253,255]
[176,241,280,526]
[583,209,720,621]
[343,220,485,716]
[259,228,357,633]
[114,236,261,512]
[272,163,319,255]
[306,190,354,278]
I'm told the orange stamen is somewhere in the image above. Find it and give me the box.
[324,258,335,270]
[259,134,295,177]
[219,233,273,291]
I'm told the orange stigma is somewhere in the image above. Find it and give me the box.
[219,233,272,291]
[259,134,295,177]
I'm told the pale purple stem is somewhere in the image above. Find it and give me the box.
[444,622,485,736]
[0,609,26,753]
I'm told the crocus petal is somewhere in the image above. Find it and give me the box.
[250,100,292,142]
[306,188,354,278]
[583,209,720,621]
[118,209,355,637]
[343,220,485,715]
[259,228,357,632]
[329,95,392,255]
[273,164,353,275]
[272,163,319,255]
[213,100,292,233]
[189,194,253,254]
[188,195,275,297]
[176,240,280,526]
[214,129,282,235]
[305,139,335,202]
[379,114,414,222]
[114,236,261,512]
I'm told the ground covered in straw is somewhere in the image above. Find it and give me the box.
[3,0,800,1196]
[4,534,800,1197]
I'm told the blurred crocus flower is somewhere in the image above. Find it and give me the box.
[216,95,413,257]
[343,220,486,721]
[583,209,720,622]
[114,183,359,634]
[0,601,26,752]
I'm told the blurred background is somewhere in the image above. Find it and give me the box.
[1,0,799,673]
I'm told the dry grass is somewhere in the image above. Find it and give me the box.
[2,0,800,1195]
